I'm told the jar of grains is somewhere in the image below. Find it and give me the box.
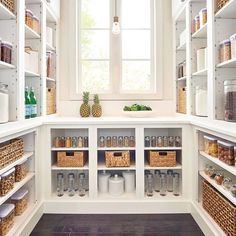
[224,80,236,122]
[220,39,231,63]
[199,8,207,28]
[194,15,200,33]
[230,33,236,59]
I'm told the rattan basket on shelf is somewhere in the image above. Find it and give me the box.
[0,0,14,13]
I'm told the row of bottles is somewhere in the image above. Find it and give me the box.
[57,172,88,197]
[145,170,180,197]
[25,87,37,119]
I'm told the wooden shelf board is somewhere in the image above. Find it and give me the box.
[0,152,33,176]
[97,162,136,170]
[25,25,40,39]
[97,147,136,151]
[51,164,89,170]
[0,173,35,205]
[25,70,40,77]
[0,61,15,69]
[199,171,236,205]
[192,24,207,38]
[144,162,182,170]
[51,147,89,151]
[0,3,15,20]
[144,147,182,150]
[215,0,236,18]
[216,58,236,68]
[192,69,208,76]
[199,151,236,176]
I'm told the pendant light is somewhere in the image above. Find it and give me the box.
[112,0,120,35]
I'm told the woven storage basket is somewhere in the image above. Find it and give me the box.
[105,151,130,167]
[202,180,236,236]
[147,151,176,167]
[178,87,186,114]
[0,139,23,170]
[57,152,87,167]
[216,0,229,11]
[47,88,56,115]
[0,0,14,13]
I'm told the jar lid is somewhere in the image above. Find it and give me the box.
[16,158,28,166]
[204,135,217,141]
[230,33,236,41]
[224,80,236,86]
[221,39,231,45]
[33,15,39,20]
[2,41,13,47]
[217,140,234,148]
[109,174,124,182]
[57,173,63,178]
[0,204,15,219]
[194,15,200,19]
[154,170,161,174]
[99,170,110,177]
[167,170,173,174]
[11,189,28,201]
[122,170,134,177]
[25,9,33,15]
[1,167,15,177]
[200,8,207,12]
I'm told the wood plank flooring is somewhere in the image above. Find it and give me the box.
[30,214,204,236]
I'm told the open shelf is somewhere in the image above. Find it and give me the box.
[46,77,56,82]
[97,147,136,151]
[0,152,33,176]
[51,192,89,200]
[0,173,35,205]
[215,0,236,18]
[144,147,182,150]
[25,25,40,39]
[176,76,186,81]
[144,162,182,170]
[199,171,236,205]
[199,151,236,176]
[97,162,136,170]
[145,191,182,200]
[192,69,208,76]
[51,147,89,151]
[51,164,89,170]
[46,43,56,51]
[0,3,15,20]
[192,24,207,38]
[0,61,15,69]
[97,192,136,200]
[46,4,58,23]
[216,58,236,68]
[25,70,40,77]
[176,43,186,51]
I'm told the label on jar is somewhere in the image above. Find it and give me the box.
[31,104,37,115]
[25,105,31,116]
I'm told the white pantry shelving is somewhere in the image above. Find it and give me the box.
[0,61,15,69]
[0,2,15,20]
[192,24,207,38]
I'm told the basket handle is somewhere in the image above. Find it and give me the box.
[113,152,123,157]
[159,151,167,156]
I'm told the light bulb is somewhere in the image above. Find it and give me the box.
[112,16,120,35]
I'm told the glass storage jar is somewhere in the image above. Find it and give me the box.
[163,136,168,147]
[144,170,151,192]
[222,177,232,190]
[98,136,105,147]
[194,15,200,32]
[0,83,9,124]
[106,136,112,147]
[157,136,163,147]
[83,136,88,147]
[60,136,65,147]
[217,140,234,165]
[230,33,236,59]
[10,189,28,216]
[219,39,231,63]
[57,173,64,197]
[151,136,156,147]
[146,173,154,197]
[1,41,12,64]
[124,136,129,147]
[145,136,150,147]
[175,136,181,147]
[199,8,207,28]
[168,136,174,147]
[0,168,15,196]
[32,15,40,34]
[112,136,117,147]
[0,204,15,236]
[167,170,173,192]
[78,173,86,197]
[25,9,33,28]
[154,170,161,192]
[224,80,236,122]
[160,173,167,196]
[78,137,83,148]
[129,136,135,147]
[15,159,28,182]
[72,137,77,148]
[68,173,75,197]
[230,184,236,197]
[214,172,224,185]
[118,136,124,147]
[54,137,61,148]
[173,173,180,196]
[204,135,218,157]
[65,137,72,148]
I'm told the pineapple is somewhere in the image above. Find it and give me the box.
[92,94,102,117]
[80,92,90,117]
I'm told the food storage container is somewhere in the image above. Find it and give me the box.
[1,41,12,64]
[224,80,236,122]
[222,177,232,190]
[108,174,124,196]
[230,33,236,59]
[219,39,231,63]
[154,170,161,192]
[0,168,15,196]
[197,47,207,72]
[160,173,167,196]
[175,136,181,147]
[194,15,200,32]
[163,136,168,147]
[173,173,180,196]
[196,87,207,117]
[15,159,28,182]
[83,137,88,147]
[230,184,236,197]
[32,15,40,34]
[204,135,218,157]
[0,84,9,124]
[68,173,75,197]
[10,189,28,216]
[56,173,64,197]
[217,140,234,165]
[167,170,173,192]
[98,170,110,193]
[25,47,39,74]
[78,173,86,197]
[157,136,163,147]
[78,137,83,148]
[46,26,53,47]
[25,9,33,28]
[46,51,56,79]
[214,172,224,185]
[151,136,156,147]
[106,136,112,147]
[168,136,174,147]
[122,171,135,193]
[112,136,118,147]
[129,136,135,147]
[199,8,207,28]
[145,136,150,147]
[98,136,105,147]
[124,136,129,147]
[65,137,72,148]
[146,173,154,197]
[0,204,15,236]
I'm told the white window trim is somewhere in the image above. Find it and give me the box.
[68,0,163,101]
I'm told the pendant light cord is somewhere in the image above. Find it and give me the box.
[115,0,117,16]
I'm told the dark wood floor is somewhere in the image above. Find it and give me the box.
[30,214,204,236]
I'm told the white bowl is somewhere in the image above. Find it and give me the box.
[122,111,154,118]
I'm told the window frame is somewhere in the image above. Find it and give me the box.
[69,0,163,101]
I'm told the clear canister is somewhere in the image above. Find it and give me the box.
[68,173,75,197]
[224,80,236,122]
[167,170,173,192]
[129,136,135,147]
[204,135,218,157]
[15,159,28,182]
[32,15,40,34]
[160,173,167,196]
[25,9,33,28]
[151,136,156,147]
[10,189,28,216]
[78,173,86,197]
[65,137,72,148]
[219,39,231,63]
[57,173,64,197]
[154,170,161,192]
[144,136,150,147]
[112,136,118,147]
[106,136,112,147]
[173,173,180,196]
[146,173,154,197]
[199,8,207,28]
[1,41,12,64]
[217,140,234,165]
[78,136,83,148]
[0,204,15,236]
[194,15,200,32]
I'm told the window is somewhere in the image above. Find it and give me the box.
[72,0,163,100]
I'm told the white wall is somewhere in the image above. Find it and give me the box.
[58,0,175,117]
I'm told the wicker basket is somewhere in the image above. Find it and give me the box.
[0,0,14,13]
[178,87,186,114]
[202,180,236,236]
[47,88,56,115]
[0,139,23,170]
[105,151,130,167]
[147,151,176,167]
[216,0,229,11]
[57,152,87,167]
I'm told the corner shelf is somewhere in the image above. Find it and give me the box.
[199,151,236,176]
[0,61,15,69]
[192,69,208,76]
[215,0,236,18]
[199,171,236,206]
[144,162,182,170]
[25,25,40,39]
[192,24,207,38]
[216,58,236,68]
[0,3,15,20]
